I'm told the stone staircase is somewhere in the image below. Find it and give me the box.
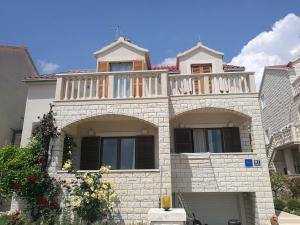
[276,210,300,225]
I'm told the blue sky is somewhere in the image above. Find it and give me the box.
[1,0,300,85]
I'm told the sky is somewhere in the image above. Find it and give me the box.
[1,0,300,87]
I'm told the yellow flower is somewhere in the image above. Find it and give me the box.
[109,192,117,201]
[62,160,72,170]
[91,193,97,199]
[72,199,81,207]
[85,177,94,186]
[99,166,111,174]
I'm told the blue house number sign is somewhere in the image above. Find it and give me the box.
[245,159,261,167]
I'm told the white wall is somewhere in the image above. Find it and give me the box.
[20,82,56,147]
[178,47,223,74]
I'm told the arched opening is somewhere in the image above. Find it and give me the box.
[170,107,252,153]
[62,114,159,170]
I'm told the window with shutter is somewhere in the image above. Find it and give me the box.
[174,129,193,153]
[99,136,154,170]
[135,136,155,169]
[80,137,100,170]
[222,127,242,152]
[191,64,212,94]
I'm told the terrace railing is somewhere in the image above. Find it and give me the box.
[55,71,256,101]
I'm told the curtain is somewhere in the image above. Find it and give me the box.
[193,129,207,153]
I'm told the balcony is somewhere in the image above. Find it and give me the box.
[55,71,256,101]
[292,76,300,97]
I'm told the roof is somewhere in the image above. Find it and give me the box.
[0,45,39,75]
[93,37,149,56]
[266,64,290,69]
[151,65,178,71]
[177,42,224,58]
[25,70,95,81]
[223,64,245,72]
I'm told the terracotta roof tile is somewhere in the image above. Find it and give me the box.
[151,65,178,71]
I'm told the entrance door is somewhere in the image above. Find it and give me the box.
[80,137,100,170]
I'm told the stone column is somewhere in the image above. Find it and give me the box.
[284,149,296,175]
[48,133,64,174]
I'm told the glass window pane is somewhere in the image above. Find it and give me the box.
[110,62,132,71]
[102,139,118,169]
[120,138,135,169]
[207,129,223,153]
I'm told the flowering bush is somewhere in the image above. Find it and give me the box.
[69,166,117,224]
[0,105,62,224]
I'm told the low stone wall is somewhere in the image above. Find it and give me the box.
[57,169,162,224]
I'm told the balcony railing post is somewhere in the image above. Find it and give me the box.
[55,77,63,100]
[204,75,210,94]
[161,72,168,96]
[108,74,114,99]
[248,74,256,93]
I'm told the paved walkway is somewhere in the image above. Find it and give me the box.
[276,210,300,225]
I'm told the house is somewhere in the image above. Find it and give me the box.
[0,45,38,147]
[259,57,300,176]
[19,37,274,225]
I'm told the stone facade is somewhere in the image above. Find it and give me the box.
[44,93,274,225]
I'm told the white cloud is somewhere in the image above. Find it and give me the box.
[158,57,176,66]
[229,13,300,88]
[37,59,60,74]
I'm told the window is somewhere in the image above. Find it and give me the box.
[191,64,212,74]
[174,127,242,153]
[260,94,265,109]
[80,136,154,170]
[110,62,133,72]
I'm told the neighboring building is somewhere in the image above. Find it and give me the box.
[0,45,38,147]
[260,57,300,175]
[19,37,274,225]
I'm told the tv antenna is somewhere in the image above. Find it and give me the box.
[112,25,121,40]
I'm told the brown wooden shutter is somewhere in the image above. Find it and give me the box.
[98,61,109,72]
[80,137,100,170]
[135,136,154,169]
[133,60,144,97]
[133,60,144,71]
[174,129,193,153]
[222,127,242,152]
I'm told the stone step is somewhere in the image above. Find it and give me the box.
[276,210,300,225]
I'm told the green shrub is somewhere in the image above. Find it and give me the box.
[287,199,300,211]
[270,171,287,197]
[274,198,286,210]
[287,177,300,198]
[294,208,300,216]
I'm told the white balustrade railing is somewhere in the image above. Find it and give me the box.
[55,71,165,101]
[169,72,255,96]
[55,71,256,101]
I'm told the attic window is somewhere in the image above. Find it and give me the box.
[191,64,212,73]
[110,62,133,72]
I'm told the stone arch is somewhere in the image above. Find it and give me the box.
[170,107,251,121]
[61,113,158,131]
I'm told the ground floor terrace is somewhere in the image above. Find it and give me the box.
[273,145,300,175]
[14,95,275,224]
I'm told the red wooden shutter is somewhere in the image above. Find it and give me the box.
[133,60,144,97]
[97,61,109,97]
[174,129,193,153]
[80,137,100,170]
[98,61,109,72]
[222,127,242,152]
[135,136,155,169]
